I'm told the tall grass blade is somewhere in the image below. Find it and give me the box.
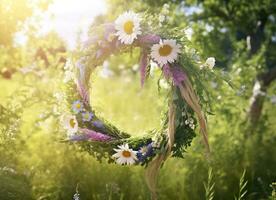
[204,168,215,200]
[235,170,248,200]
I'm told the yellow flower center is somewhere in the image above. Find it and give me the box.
[123,21,134,34]
[69,119,76,128]
[122,150,131,158]
[159,44,172,56]
[75,103,81,109]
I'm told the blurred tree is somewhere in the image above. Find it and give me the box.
[0,0,53,79]
[30,32,67,67]
[0,0,51,46]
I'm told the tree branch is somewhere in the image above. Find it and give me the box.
[248,67,276,124]
[258,67,276,87]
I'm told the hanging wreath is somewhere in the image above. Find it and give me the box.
[59,10,225,198]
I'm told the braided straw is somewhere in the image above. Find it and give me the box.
[145,101,176,200]
[145,75,210,200]
[179,78,210,153]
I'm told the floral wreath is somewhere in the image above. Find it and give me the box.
[60,10,222,198]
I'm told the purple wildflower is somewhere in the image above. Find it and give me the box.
[93,120,104,128]
[162,64,186,86]
[171,65,186,86]
[137,142,154,162]
[69,134,89,141]
[80,128,113,142]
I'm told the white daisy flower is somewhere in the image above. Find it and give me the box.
[72,100,83,113]
[115,11,142,44]
[151,39,181,66]
[82,111,93,122]
[112,144,137,165]
[63,115,78,135]
[139,146,149,156]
